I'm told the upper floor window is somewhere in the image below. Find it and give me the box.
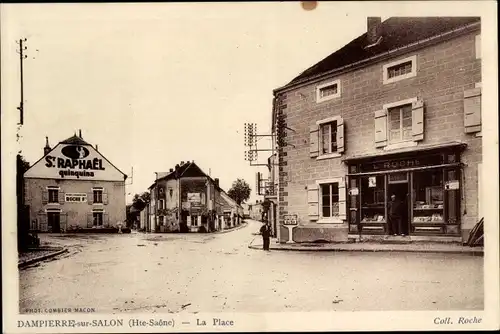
[48,187,59,203]
[316,79,341,103]
[388,103,412,144]
[320,121,338,154]
[383,55,417,84]
[93,188,103,203]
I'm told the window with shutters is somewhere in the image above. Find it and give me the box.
[93,188,103,203]
[320,183,339,218]
[48,187,59,203]
[93,211,103,226]
[388,103,413,144]
[316,79,341,103]
[383,55,417,84]
[312,116,345,159]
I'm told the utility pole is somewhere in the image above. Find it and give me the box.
[16,38,28,126]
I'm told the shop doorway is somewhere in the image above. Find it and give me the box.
[388,174,410,235]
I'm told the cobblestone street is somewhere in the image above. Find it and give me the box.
[19,220,484,313]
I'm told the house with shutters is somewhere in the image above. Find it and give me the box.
[272,17,483,243]
[24,131,127,232]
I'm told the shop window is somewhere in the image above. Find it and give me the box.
[48,187,59,203]
[412,170,444,225]
[360,175,386,224]
[320,121,338,155]
[320,183,339,218]
[388,104,412,144]
[93,188,103,203]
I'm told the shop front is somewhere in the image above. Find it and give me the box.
[346,143,466,238]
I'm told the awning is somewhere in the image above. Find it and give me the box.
[342,141,467,163]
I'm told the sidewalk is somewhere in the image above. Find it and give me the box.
[18,247,68,269]
[248,238,484,256]
[214,221,248,234]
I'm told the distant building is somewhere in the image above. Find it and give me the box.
[141,161,242,233]
[248,201,264,221]
[24,131,127,232]
[273,17,482,243]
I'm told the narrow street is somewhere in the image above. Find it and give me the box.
[19,220,483,313]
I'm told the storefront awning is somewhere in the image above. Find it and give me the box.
[342,141,467,163]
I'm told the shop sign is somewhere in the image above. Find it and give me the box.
[187,193,201,203]
[348,187,359,196]
[182,201,191,210]
[44,145,105,178]
[283,214,298,225]
[359,154,443,173]
[445,180,460,190]
[65,193,87,202]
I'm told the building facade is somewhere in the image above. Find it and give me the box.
[24,132,127,232]
[273,17,483,243]
[142,161,242,233]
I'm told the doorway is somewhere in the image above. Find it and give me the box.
[387,173,410,235]
[47,211,61,233]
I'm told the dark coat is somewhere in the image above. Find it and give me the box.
[388,199,403,217]
[260,224,271,238]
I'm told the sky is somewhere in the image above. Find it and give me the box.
[1,2,494,205]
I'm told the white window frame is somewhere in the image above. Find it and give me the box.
[383,97,418,150]
[47,186,60,204]
[92,209,104,226]
[383,55,417,85]
[316,177,343,224]
[92,187,104,204]
[316,116,342,160]
[44,208,62,213]
[475,34,481,59]
[316,79,341,103]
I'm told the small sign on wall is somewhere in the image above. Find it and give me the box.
[445,180,460,190]
[368,177,376,188]
[349,187,359,196]
[65,193,87,202]
[283,214,298,225]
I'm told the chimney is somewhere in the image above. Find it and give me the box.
[214,178,219,188]
[169,168,174,173]
[78,129,82,138]
[175,164,180,170]
[367,17,382,45]
[95,144,98,151]
[180,161,185,165]
[44,136,51,156]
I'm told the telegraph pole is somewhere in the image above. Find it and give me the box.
[16,38,28,125]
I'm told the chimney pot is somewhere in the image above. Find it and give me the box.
[96,144,98,151]
[367,17,382,45]
[169,168,174,172]
[79,129,82,138]
[44,136,51,156]
[180,161,185,165]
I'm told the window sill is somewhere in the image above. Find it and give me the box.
[47,202,60,205]
[383,72,417,85]
[316,152,342,160]
[384,141,417,151]
[475,131,482,138]
[317,218,345,224]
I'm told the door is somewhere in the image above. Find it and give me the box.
[47,211,61,233]
[387,172,410,235]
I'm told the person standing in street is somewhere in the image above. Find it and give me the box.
[388,194,404,236]
[260,221,271,251]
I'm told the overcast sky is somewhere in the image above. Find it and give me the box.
[1,2,494,204]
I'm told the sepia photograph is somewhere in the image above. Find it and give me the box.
[1,1,499,332]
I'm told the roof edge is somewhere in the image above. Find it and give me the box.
[273,21,480,96]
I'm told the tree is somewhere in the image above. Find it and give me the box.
[17,154,33,251]
[132,191,150,211]
[228,179,251,205]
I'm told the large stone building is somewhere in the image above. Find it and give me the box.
[24,131,128,232]
[272,17,483,243]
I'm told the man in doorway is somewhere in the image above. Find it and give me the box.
[388,194,404,236]
[260,220,271,251]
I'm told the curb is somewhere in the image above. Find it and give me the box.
[18,248,69,269]
[247,243,483,256]
[214,222,249,234]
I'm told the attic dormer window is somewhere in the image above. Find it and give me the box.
[383,55,417,84]
[316,79,341,103]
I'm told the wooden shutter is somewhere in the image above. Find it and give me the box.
[336,118,345,153]
[103,189,109,205]
[104,213,109,227]
[58,191,65,204]
[87,192,94,205]
[307,184,319,221]
[464,87,481,133]
[374,109,388,148]
[60,213,67,232]
[87,212,93,227]
[412,100,424,141]
[310,124,320,158]
[338,179,347,220]
[42,190,48,205]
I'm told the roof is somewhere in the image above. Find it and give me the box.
[60,134,91,145]
[287,17,480,87]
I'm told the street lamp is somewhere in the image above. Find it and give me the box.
[154,172,159,233]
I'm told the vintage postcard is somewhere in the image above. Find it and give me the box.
[1,1,499,333]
